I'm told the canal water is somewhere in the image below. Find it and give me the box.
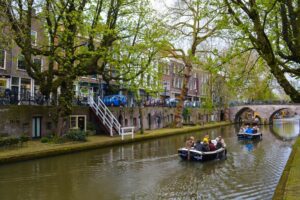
[0,121,299,200]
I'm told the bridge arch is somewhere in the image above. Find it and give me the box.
[269,108,293,123]
[230,104,300,124]
[234,107,260,124]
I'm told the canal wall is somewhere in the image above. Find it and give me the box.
[0,105,226,137]
[0,105,90,137]
[273,136,300,199]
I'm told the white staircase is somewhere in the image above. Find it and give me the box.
[88,96,134,140]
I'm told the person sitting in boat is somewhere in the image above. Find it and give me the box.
[245,126,254,134]
[202,138,210,152]
[202,134,210,143]
[216,136,226,149]
[185,137,194,149]
[209,140,216,151]
[252,125,259,133]
[194,140,203,151]
[239,125,246,133]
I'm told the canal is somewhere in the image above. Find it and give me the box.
[0,121,299,200]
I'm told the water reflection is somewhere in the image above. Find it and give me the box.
[0,123,297,200]
[271,117,300,139]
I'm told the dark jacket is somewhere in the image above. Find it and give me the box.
[202,143,210,152]
[209,143,216,151]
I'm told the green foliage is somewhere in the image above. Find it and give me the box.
[41,137,49,143]
[224,0,300,102]
[0,136,30,147]
[1,0,171,129]
[182,108,191,122]
[65,130,87,142]
[20,135,30,143]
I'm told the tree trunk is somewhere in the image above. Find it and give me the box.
[138,100,144,134]
[173,64,192,127]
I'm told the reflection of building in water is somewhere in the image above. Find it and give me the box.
[272,119,300,139]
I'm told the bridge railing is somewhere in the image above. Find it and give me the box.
[228,100,298,107]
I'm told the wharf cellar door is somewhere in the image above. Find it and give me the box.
[32,117,42,138]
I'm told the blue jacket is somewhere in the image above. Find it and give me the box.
[245,128,253,134]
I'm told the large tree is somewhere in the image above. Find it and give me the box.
[165,0,225,127]
[224,0,300,102]
[1,0,165,134]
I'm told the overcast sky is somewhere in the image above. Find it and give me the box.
[151,0,174,12]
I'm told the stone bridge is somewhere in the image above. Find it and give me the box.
[228,104,300,124]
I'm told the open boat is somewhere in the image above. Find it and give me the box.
[237,132,262,140]
[178,147,226,161]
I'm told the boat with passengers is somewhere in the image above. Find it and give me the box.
[237,125,262,140]
[178,147,226,161]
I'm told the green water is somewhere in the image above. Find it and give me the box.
[0,121,298,200]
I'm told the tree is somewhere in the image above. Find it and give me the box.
[115,3,168,133]
[164,0,225,127]
[1,0,165,134]
[224,0,300,102]
[212,50,280,102]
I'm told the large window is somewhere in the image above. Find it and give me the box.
[31,30,37,46]
[69,115,86,131]
[0,50,6,69]
[17,55,26,70]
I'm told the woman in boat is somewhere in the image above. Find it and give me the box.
[209,140,216,151]
[185,137,194,149]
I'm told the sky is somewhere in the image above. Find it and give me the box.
[151,0,174,12]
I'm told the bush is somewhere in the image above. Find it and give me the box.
[0,135,29,147]
[20,135,29,143]
[65,130,87,142]
[41,137,49,143]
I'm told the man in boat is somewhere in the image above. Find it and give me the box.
[216,136,226,148]
[216,136,227,156]
[195,140,203,151]
[252,125,259,133]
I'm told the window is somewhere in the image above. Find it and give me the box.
[33,58,42,71]
[0,50,6,69]
[175,77,183,88]
[0,78,7,91]
[31,30,37,46]
[163,65,170,75]
[194,79,197,90]
[17,55,26,70]
[69,115,86,131]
